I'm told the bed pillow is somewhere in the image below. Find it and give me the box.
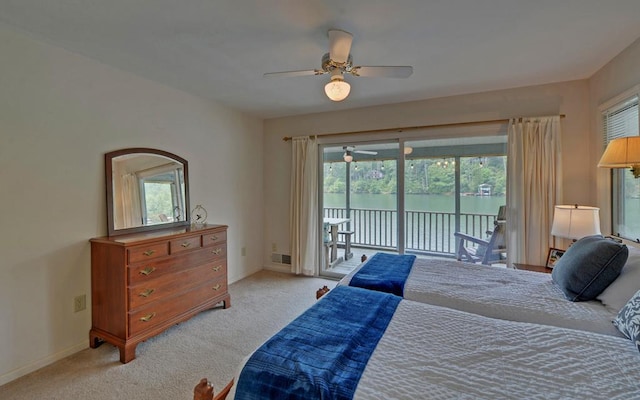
[612,289,640,353]
[597,245,640,312]
[551,235,628,301]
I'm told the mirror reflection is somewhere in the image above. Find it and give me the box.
[106,148,189,236]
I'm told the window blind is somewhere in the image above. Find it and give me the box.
[602,95,639,146]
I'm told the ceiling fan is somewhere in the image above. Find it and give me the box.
[343,145,377,162]
[264,29,413,102]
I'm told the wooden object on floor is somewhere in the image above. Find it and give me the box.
[513,263,553,274]
[89,224,230,363]
[194,379,233,400]
[316,285,330,299]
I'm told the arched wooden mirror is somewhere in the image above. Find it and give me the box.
[105,148,190,236]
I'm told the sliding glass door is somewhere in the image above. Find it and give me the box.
[403,137,507,258]
[320,142,400,278]
[318,135,506,278]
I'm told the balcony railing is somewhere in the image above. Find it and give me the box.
[324,207,498,256]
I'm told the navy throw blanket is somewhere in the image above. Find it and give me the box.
[234,285,401,400]
[349,253,416,296]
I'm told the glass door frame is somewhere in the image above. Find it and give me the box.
[402,138,507,257]
[318,139,403,279]
[317,135,506,277]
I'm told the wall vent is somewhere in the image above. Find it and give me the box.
[271,253,291,265]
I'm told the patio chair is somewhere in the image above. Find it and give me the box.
[454,205,506,265]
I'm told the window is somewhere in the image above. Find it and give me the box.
[602,90,640,241]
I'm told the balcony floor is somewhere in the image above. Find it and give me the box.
[326,246,506,276]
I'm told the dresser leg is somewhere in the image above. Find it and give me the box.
[89,331,103,349]
[222,294,231,309]
[120,343,137,363]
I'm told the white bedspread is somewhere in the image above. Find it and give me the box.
[340,257,620,337]
[355,300,640,399]
[231,295,640,399]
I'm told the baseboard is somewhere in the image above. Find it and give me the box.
[263,263,291,273]
[0,341,88,386]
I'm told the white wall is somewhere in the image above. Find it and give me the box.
[589,37,640,234]
[0,23,264,384]
[263,80,592,270]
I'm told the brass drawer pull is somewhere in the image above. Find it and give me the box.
[212,265,222,272]
[142,249,156,257]
[210,235,218,241]
[140,313,156,322]
[212,284,221,291]
[181,242,191,248]
[212,248,222,255]
[139,267,156,276]
[139,288,155,298]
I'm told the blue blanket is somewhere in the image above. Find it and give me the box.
[234,285,401,400]
[349,253,416,296]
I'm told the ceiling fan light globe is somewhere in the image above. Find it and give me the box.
[343,153,353,163]
[325,79,350,101]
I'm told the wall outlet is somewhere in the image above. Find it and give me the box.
[241,246,246,256]
[74,294,86,313]
[271,243,277,252]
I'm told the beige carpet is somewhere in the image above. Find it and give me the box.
[0,270,335,399]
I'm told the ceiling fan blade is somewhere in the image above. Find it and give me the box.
[263,69,324,78]
[354,150,377,155]
[328,29,353,64]
[350,66,413,78]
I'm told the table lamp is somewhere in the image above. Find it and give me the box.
[551,205,601,241]
[597,136,640,178]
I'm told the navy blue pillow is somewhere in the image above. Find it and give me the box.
[551,235,628,301]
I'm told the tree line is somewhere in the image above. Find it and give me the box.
[324,156,506,196]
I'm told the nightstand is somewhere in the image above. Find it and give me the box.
[513,263,553,274]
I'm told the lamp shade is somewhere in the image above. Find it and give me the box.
[598,136,640,177]
[551,205,601,240]
[324,77,350,102]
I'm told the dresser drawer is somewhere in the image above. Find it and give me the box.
[128,279,226,335]
[206,243,226,259]
[128,247,220,285]
[203,231,226,247]
[128,261,227,310]
[170,235,202,254]
[128,242,169,264]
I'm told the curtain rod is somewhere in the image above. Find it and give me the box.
[282,114,566,141]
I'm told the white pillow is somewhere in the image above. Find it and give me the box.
[597,245,640,312]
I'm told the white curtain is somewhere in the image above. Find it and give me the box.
[506,116,562,267]
[290,136,319,276]
[121,173,143,228]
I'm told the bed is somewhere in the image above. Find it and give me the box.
[195,285,640,400]
[338,247,630,337]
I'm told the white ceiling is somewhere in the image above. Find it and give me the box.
[1,0,639,119]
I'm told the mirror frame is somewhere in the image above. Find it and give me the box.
[105,147,190,236]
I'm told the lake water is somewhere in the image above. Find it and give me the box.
[324,193,506,214]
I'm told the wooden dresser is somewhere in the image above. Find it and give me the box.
[89,224,229,363]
